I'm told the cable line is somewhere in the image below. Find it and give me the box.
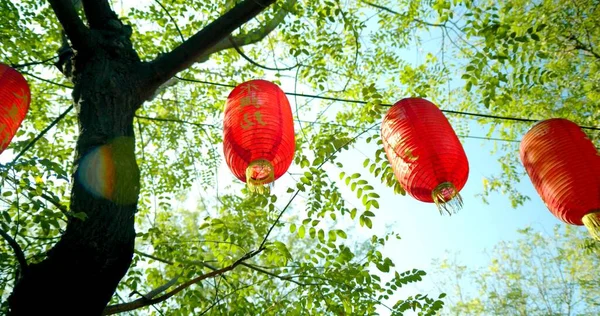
[174,76,600,132]
[15,71,600,132]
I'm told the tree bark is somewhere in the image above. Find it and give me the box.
[8,18,143,315]
[8,0,278,313]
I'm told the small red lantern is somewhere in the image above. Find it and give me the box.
[381,98,469,214]
[223,80,295,193]
[0,63,30,154]
[520,118,600,240]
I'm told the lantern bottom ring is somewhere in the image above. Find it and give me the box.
[246,159,275,194]
[432,182,463,215]
[582,210,600,241]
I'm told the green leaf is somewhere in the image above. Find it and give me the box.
[371,200,380,209]
[317,229,325,242]
[298,225,306,238]
[364,217,373,229]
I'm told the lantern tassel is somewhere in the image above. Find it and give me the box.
[582,211,600,241]
[246,159,275,194]
[432,182,463,215]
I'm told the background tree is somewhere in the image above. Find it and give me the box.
[432,225,600,315]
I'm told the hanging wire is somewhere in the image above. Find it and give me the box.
[16,69,600,133]
[173,76,600,132]
[13,58,600,140]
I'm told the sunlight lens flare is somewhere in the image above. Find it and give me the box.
[76,137,139,205]
[78,144,116,201]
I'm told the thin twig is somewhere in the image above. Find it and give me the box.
[19,71,74,89]
[0,226,28,272]
[228,36,299,71]
[258,122,380,250]
[10,55,59,69]
[134,249,217,269]
[240,262,319,286]
[569,35,600,59]
[152,0,185,42]
[134,114,217,128]
[10,106,74,164]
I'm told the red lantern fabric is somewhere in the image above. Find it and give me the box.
[0,63,30,154]
[380,98,469,214]
[520,118,600,240]
[223,80,295,193]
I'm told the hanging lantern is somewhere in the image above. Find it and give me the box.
[520,118,600,240]
[223,79,295,194]
[0,63,30,154]
[380,98,469,214]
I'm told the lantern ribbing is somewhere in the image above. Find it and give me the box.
[223,80,295,193]
[520,118,600,241]
[381,98,469,214]
[0,63,30,154]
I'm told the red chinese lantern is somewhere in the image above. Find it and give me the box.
[380,98,469,214]
[0,63,30,154]
[520,118,600,240]
[223,80,295,193]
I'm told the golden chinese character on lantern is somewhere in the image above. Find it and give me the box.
[239,95,259,109]
[241,111,267,130]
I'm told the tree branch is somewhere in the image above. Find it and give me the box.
[145,0,295,101]
[194,0,297,64]
[81,0,118,29]
[0,226,28,273]
[136,249,319,287]
[103,248,265,314]
[48,0,89,49]
[145,0,277,91]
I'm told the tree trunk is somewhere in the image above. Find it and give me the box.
[8,25,143,315]
[6,0,277,313]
